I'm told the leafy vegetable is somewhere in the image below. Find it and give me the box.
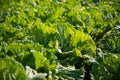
[0,0,120,80]
[0,57,27,80]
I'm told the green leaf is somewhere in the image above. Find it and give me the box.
[0,57,27,80]
[54,23,96,59]
[30,21,57,47]
[55,63,84,80]
[22,51,48,71]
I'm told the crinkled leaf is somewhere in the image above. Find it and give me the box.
[0,57,27,80]
[55,63,84,80]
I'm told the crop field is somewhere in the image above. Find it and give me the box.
[0,0,120,80]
